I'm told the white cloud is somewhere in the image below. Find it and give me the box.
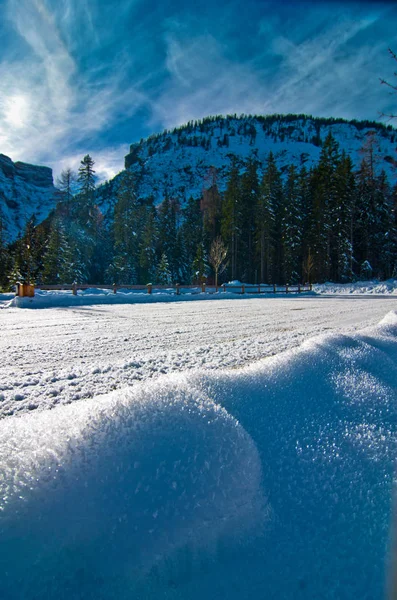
[1,0,146,178]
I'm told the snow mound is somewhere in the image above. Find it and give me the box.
[314,278,397,295]
[0,377,265,599]
[0,311,396,598]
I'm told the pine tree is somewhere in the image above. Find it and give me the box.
[156,252,172,285]
[331,153,355,281]
[201,167,222,245]
[179,197,203,283]
[240,157,259,282]
[0,209,10,289]
[255,152,281,283]
[77,155,96,198]
[282,165,302,283]
[139,205,158,283]
[191,242,208,284]
[157,197,180,280]
[112,170,140,284]
[42,220,75,283]
[221,161,242,280]
[309,133,340,281]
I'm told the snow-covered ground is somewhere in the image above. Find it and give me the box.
[0,293,396,599]
[1,295,396,417]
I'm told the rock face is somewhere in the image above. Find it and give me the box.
[0,154,57,242]
[123,114,397,203]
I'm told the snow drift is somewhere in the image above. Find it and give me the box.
[0,312,396,599]
[0,380,265,599]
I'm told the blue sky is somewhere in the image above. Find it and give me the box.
[0,0,397,182]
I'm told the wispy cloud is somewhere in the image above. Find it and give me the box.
[149,7,396,133]
[0,0,396,182]
[0,0,146,179]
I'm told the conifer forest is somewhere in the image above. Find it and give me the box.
[1,130,396,290]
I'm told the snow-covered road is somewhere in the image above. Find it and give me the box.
[1,295,396,417]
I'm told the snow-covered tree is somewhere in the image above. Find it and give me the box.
[156,252,172,285]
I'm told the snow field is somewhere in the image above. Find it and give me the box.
[1,295,396,417]
[0,306,396,598]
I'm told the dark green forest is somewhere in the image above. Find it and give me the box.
[1,132,396,291]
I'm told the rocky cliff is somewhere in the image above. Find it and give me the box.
[0,154,57,242]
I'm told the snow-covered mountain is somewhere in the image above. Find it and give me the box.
[123,114,397,202]
[0,154,57,243]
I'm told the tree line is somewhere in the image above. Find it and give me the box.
[0,132,396,291]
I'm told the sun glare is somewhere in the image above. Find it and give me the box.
[5,95,29,128]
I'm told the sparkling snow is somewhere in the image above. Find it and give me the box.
[0,293,396,599]
[0,295,396,417]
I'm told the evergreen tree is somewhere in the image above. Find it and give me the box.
[282,165,302,283]
[201,167,222,245]
[157,197,180,280]
[309,133,340,281]
[331,153,355,281]
[112,170,140,284]
[240,157,259,282]
[7,216,46,285]
[139,205,158,282]
[191,242,208,284]
[156,252,172,285]
[179,197,203,283]
[255,152,281,283]
[77,155,96,198]
[221,161,242,280]
[42,220,73,283]
[0,209,10,289]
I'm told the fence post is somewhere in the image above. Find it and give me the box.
[242,284,245,294]
[258,284,260,293]
[286,284,289,294]
[223,284,226,292]
[72,282,77,296]
[298,283,301,294]
[310,283,313,291]
[273,283,276,294]
[147,283,152,294]
[176,283,180,295]
[113,283,117,294]
[201,282,206,293]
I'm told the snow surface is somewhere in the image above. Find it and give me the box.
[0,305,396,599]
[314,279,397,295]
[1,294,397,416]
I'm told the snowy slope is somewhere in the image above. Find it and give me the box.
[0,309,396,599]
[121,114,397,204]
[0,154,57,242]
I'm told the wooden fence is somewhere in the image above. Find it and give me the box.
[16,282,313,297]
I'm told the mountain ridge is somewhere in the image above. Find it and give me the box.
[121,113,397,205]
